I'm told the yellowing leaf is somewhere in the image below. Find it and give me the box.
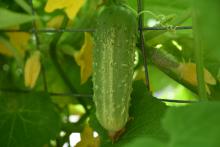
[44,0,85,20]
[0,30,30,57]
[75,124,100,147]
[74,32,93,84]
[24,51,41,89]
[177,62,216,94]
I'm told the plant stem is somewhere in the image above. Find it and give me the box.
[49,15,89,111]
[193,10,207,101]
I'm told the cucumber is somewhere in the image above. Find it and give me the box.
[93,3,137,135]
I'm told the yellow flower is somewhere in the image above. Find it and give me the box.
[24,51,41,89]
[75,124,100,147]
[74,32,93,84]
[177,62,216,94]
[0,28,30,57]
[44,0,85,20]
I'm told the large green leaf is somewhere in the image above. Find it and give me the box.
[122,101,220,147]
[0,8,34,29]
[0,92,61,147]
[90,81,168,146]
[164,102,220,147]
[192,0,220,98]
[124,137,163,147]
[193,0,220,72]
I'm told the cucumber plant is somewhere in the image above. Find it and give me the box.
[93,1,137,139]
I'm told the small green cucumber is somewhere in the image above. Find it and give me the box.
[93,3,137,135]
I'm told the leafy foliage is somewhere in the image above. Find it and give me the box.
[0,0,220,147]
[0,92,60,147]
[122,101,220,147]
[0,8,34,29]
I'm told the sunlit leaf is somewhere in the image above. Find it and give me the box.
[14,0,32,14]
[0,8,34,29]
[76,124,100,147]
[44,0,85,20]
[24,51,41,89]
[74,32,93,84]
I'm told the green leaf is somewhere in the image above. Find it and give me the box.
[122,138,163,147]
[14,0,32,14]
[90,81,168,146]
[0,8,34,29]
[143,0,191,20]
[0,92,61,147]
[164,102,220,147]
[122,101,220,147]
[128,0,191,15]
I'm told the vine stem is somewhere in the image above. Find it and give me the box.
[49,15,89,112]
[193,10,207,101]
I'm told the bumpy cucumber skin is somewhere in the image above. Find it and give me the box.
[93,4,137,133]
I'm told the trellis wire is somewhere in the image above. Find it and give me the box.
[0,0,194,104]
[0,87,197,103]
[138,0,150,91]
[0,26,192,33]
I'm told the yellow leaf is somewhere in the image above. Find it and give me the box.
[24,51,41,89]
[0,29,30,57]
[74,32,93,84]
[177,62,216,94]
[75,124,100,147]
[44,0,85,20]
